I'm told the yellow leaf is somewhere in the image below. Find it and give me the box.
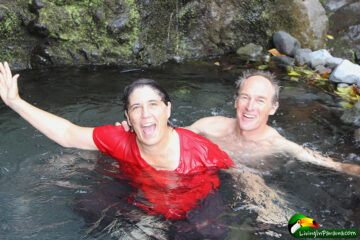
[290,77,299,82]
[336,86,352,93]
[288,72,301,76]
[321,72,329,78]
[268,48,286,56]
[339,101,353,108]
[214,62,220,66]
[327,35,334,40]
[302,70,314,76]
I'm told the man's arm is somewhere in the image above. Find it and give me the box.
[186,116,233,136]
[279,137,360,176]
[0,62,97,150]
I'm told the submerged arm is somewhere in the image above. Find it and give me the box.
[280,137,360,177]
[0,62,97,150]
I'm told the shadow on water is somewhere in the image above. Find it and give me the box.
[0,62,359,239]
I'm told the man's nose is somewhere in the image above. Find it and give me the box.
[246,99,255,110]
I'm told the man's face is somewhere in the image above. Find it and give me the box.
[235,76,278,133]
[125,86,171,146]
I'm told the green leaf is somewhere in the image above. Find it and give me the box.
[288,72,301,76]
[339,101,353,108]
[258,65,268,70]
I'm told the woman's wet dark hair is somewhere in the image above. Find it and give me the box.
[122,78,173,127]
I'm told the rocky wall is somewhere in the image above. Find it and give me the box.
[0,0,329,70]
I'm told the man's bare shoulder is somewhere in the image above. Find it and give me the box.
[187,116,235,137]
[260,126,282,141]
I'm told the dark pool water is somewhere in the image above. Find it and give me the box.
[0,62,359,239]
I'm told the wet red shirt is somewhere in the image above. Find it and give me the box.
[93,125,233,219]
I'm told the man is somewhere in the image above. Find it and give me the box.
[186,71,360,176]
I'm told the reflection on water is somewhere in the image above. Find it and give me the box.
[0,62,359,239]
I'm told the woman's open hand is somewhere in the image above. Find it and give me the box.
[0,62,20,107]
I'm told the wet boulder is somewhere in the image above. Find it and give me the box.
[268,0,328,50]
[341,101,360,127]
[329,60,360,87]
[309,49,343,69]
[1,0,330,69]
[236,43,263,62]
[272,56,295,67]
[294,48,312,66]
[355,128,360,141]
[326,1,360,63]
[272,31,301,57]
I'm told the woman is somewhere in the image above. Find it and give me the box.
[0,62,233,219]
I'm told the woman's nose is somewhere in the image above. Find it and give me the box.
[141,106,151,117]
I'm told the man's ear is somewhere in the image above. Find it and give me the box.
[125,111,132,126]
[270,101,279,115]
[167,102,171,118]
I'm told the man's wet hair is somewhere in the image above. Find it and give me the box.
[122,78,173,126]
[234,70,280,106]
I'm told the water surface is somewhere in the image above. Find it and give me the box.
[0,62,359,239]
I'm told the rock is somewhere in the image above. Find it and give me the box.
[30,44,54,67]
[32,23,49,37]
[337,83,350,88]
[132,42,143,55]
[355,128,360,141]
[272,31,301,57]
[294,48,312,66]
[316,67,332,75]
[0,0,331,69]
[300,0,329,49]
[271,56,294,67]
[341,101,360,127]
[322,0,349,12]
[0,8,6,21]
[309,49,332,68]
[268,0,328,50]
[326,56,343,69]
[33,0,45,9]
[236,43,263,61]
[327,1,360,62]
[307,49,342,69]
[329,60,360,86]
[108,14,129,35]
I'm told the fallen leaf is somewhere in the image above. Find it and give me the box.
[321,72,329,78]
[327,35,334,40]
[288,72,301,76]
[268,48,286,56]
[258,65,268,70]
[339,101,353,108]
[214,62,220,66]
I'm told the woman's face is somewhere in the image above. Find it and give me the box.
[125,86,171,146]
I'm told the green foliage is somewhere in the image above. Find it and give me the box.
[0,5,21,39]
